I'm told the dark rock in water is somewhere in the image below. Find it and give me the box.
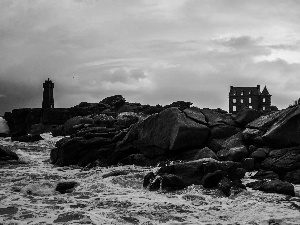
[260,146,300,173]
[0,145,19,161]
[11,130,28,138]
[234,108,261,127]
[247,179,295,196]
[202,170,224,188]
[146,174,187,191]
[218,177,232,196]
[151,158,245,188]
[52,125,65,137]
[118,154,158,167]
[50,136,115,166]
[11,134,43,142]
[56,181,79,194]
[283,169,300,184]
[143,172,156,188]
[194,147,219,161]
[117,107,210,158]
[251,170,279,180]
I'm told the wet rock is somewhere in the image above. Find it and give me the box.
[194,147,219,161]
[247,179,295,196]
[202,170,224,188]
[52,125,65,137]
[283,169,300,184]
[221,132,245,150]
[251,170,279,180]
[218,177,232,197]
[151,158,245,188]
[0,145,19,161]
[146,174,187,191]
[56,181,79,194]
[50,137,115,166]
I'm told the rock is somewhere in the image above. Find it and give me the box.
[242,128,262,142]
[143,172,156,188]
[119,154,156,167]
[118,108,210,157]
[247,179,295,196]
[260,146,300,173]
[242,158,255,171]
[55,181,79,194]
[115,112,140,128]
[194,147,219,160]
[63,116,94,135]
[165,101,193,111]
[202,170,224,188]
[0,145,19,161]
[210,124,241,140]
[227,146,249,162]
[218,177,232,196]
[11,134,43,142]
[41,108,71,125]
[222,132,245,150]
[283,169,300,184]
[154,158,245,187]
[250,148,268,161]
[146,174,187,191]
[247,106,300,148]
[100,95,126,109]
[52,125,65,137]
[200,108,236,127]
[92,114,115,127]
[251,170,279,180]
[183,108,207,125]
[29,123,45,135]
[50,137,115,166]
[234,108,261,126]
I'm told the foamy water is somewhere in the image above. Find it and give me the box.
[0,134,300,225]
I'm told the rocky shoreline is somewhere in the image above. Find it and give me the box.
[2,95,300,198]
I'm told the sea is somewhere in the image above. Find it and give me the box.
[0,133,300,225]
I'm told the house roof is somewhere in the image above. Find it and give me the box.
[261,86,271,95]
[229,86,260,96]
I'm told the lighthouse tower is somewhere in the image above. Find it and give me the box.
[42,78,54,109]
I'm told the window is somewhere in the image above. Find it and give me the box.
[233,91,236,96]
[233,106,236,112]
[249,106,252,109]
[263,98,266,102]
[249,98,252,103]
[249,91,252,95]
[241,91,244,95]
[241,99,244,103]
[233,99,236,103]
[263,106,266,110]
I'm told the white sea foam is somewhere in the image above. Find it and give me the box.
[0,134,300,225]
[0,117,9,134]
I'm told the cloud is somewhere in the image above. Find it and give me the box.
[0,0,300,115]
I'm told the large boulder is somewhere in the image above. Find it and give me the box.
[152,158,245,186]
[247,179,295,196]
[260,146,300,173]
[0,145,19,161]
[118,108,210,157]
[283,169,300,184]
[194,147,219,160]
[50,136,115,167]
[234,108,261,127]
[247,106,300,148]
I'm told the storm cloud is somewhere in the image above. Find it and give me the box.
[1,0,300,115]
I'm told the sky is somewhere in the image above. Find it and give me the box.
[1,0,300,115]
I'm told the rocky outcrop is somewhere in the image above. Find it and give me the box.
[117,108,210,158]
[143,158,246,195]
[0,145,19,161]
[247,179,295,196]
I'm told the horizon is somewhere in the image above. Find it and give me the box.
[1,0,300,116]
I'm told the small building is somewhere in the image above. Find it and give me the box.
[229,85,271,114]
[42,78,54,109]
